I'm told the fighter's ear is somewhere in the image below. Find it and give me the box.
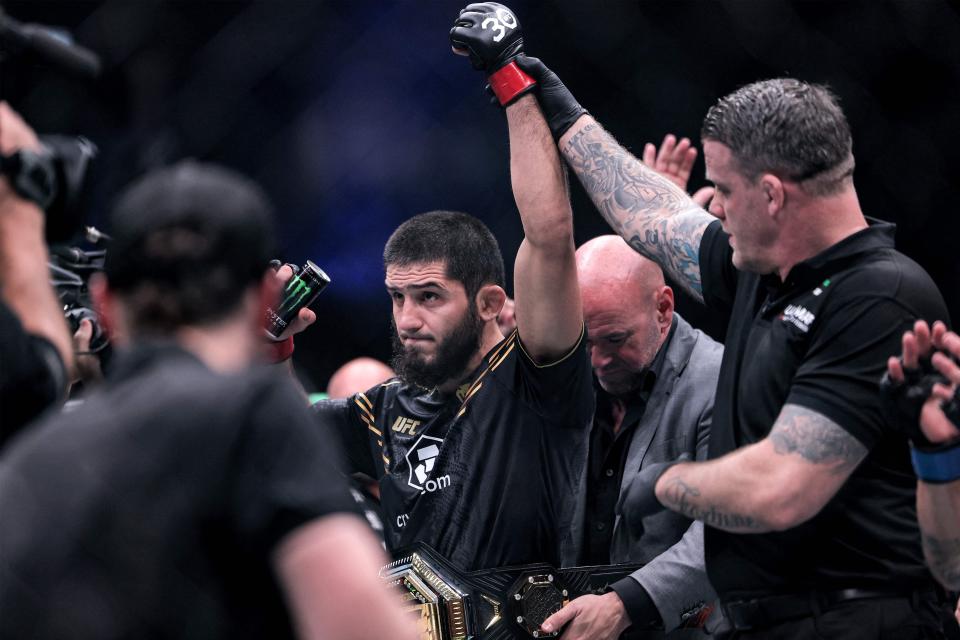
[475,284,507,322]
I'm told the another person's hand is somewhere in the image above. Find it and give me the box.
[271,263,317,340]
[497,296,516,334]
[513,56,586,141]
[71,318,103,386]
[0,101,41,155]
[0,101,43,213]
[883,320,959,446]
[922,322,960,443]
[539,592,631,640]
[642,134,714,208]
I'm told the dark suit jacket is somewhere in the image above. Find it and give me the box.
[567,314,723,637]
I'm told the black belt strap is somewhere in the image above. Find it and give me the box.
[722,588,938,631]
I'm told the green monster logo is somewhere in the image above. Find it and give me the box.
[278,278,312,316]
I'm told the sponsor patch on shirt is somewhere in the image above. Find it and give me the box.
[780,304,816,333]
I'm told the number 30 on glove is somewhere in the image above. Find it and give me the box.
[449,2,536,106]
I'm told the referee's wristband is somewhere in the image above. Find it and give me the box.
[911,439,960,484]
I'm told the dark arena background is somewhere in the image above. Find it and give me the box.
[4,0,959,392]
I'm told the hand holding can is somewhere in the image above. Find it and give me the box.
[265,260,330,340]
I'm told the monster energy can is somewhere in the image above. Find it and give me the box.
[265,260,330,340]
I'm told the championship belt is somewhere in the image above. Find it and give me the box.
[380,544,641,639]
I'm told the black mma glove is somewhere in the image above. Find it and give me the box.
[616,453,691,537]
[450,3,535,106]
[880,354,948,445]
[881,355,960,483]
[514,56,587,141]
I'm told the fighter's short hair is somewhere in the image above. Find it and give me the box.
[383,210,505,300]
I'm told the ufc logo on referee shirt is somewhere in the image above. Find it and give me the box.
[392,416,421,435]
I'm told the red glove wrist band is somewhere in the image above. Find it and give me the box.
[489,61,536,106]
[265,336,295,363]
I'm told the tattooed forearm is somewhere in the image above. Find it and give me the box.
[769,404,867,475]
[660,477,766,532]
[921,534,960,589]
[562,122,713,301]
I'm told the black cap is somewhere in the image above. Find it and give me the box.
[104,161,277,328]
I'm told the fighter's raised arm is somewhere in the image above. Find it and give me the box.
[450,3,582,361]
[514,58,716,303]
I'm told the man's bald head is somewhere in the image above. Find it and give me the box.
[327,357,395,399]
[576,235,666,300]
[576,236,674,396]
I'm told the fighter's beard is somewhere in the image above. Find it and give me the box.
[391,303,483,390]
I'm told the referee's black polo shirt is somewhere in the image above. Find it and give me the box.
[699,218,949,600]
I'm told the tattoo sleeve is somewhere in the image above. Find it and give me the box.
[656,404,867,533]
[768,404,867,476]
[562,121,714,302]
[921,533,960,589]
[660,476,764,532]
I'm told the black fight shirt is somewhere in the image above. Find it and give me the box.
[317,329,594,571]
[699,219,949,598]
[0,343,359,640]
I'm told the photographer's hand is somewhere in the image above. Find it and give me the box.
[0,102,74,379]
[71,318,104,387]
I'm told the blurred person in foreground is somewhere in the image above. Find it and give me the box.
[508,26,950,639]
[0,161,416,640]
[324,356,395,541]
[326,357,395,401]
[0,102,74,444]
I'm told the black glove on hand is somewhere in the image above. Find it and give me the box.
[450,2,523,72]
[513,56,587,141]
[450,3,535,106]
[880,355,951,449]
[617,453,691,538]
[943,390,960,430]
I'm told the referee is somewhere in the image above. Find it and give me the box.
[515,42,950,640]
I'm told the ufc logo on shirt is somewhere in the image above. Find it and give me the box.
[392,416,421,435]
